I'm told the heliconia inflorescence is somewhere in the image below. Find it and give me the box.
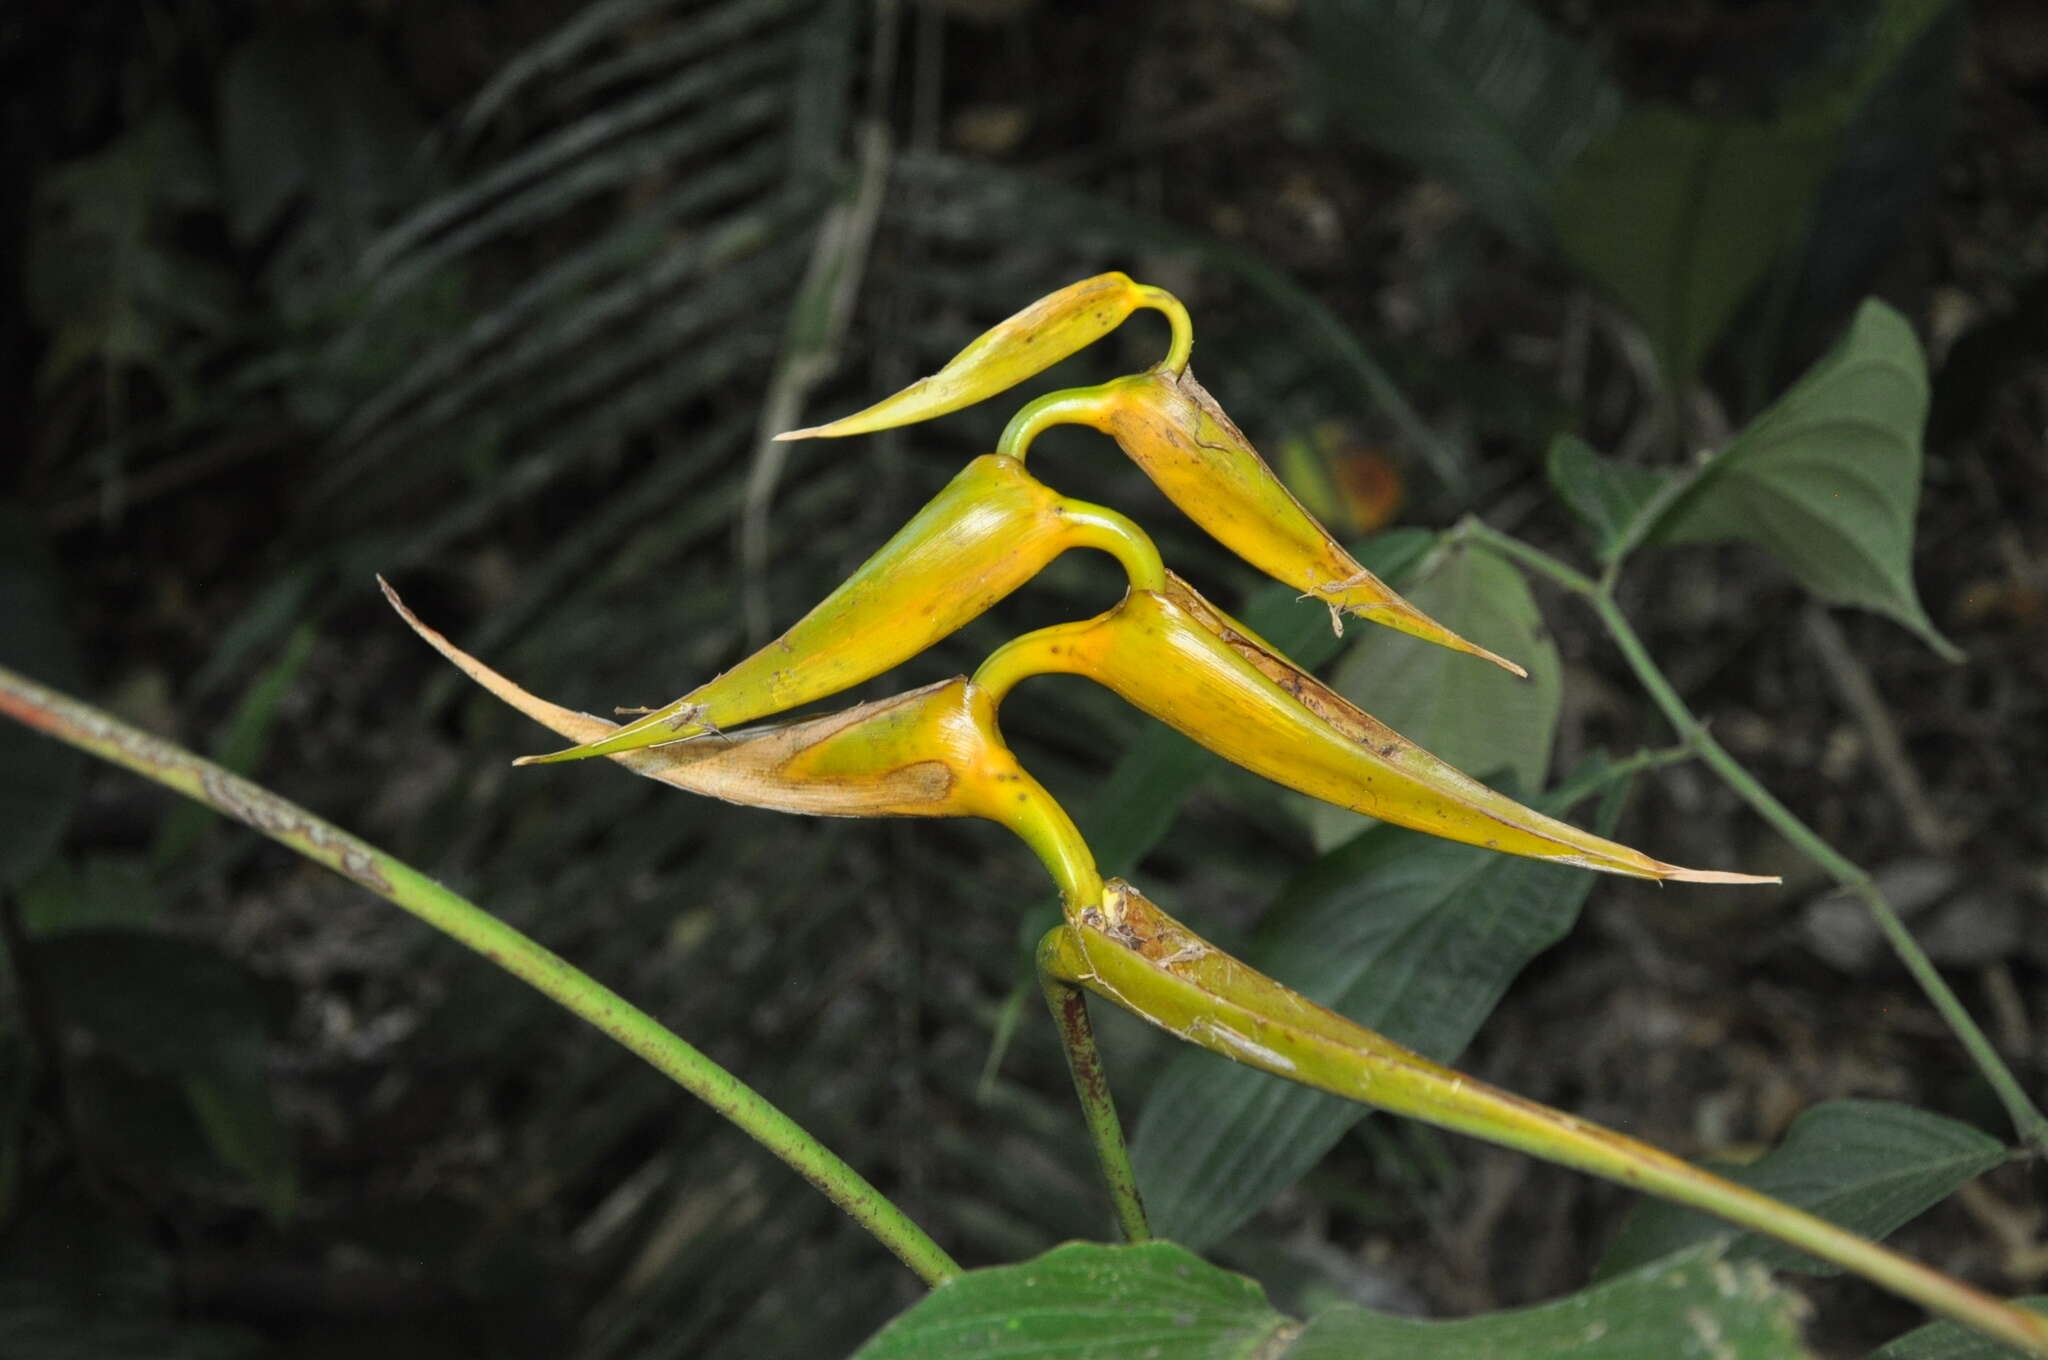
[409,271,1767,900]
[383,279,2048,1360]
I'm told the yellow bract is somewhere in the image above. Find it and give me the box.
[383,579,1103,906]
[775,272,1189,441]
[518,454,1163,764]
[997,370,1524,675]
[778,271,1519,672]
[404,274,1768,897]
[974,574,1763,883]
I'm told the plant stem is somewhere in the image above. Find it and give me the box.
[0,663,962,1286]
[1450,519,2048,1155]
[1037,932,1149,1242]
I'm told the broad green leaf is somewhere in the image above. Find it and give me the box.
[1292,1243,1812,1359]
[1873,1298,2048,1360]
[1597,1100,2005,1278]
[856,1241,1812,1360]
[1312,538,1560,850]
[1651,300,1959,660]
[851,1242,1286,1359]
[1132,767,1623,1248]
[1760,4,1965,402]
[0,510,84,890]
[1556,0,1957,391]
[1552,0,1956,387]
[1301,0,1622,250]
[1553,103,1836,386]
[1545,434,1675,566]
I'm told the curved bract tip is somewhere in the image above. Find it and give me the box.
[508,456,1163,765]
[776,272,1187,441]
[1658,866,1782,886]
[1009,368,1528,676]
[382,576,1104,905]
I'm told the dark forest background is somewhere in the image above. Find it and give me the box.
[3,0,2046,1355]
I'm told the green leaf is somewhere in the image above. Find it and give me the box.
[1545,434,1675,565]
[1552,0,1957,387]
[1597,1100,2006,1277]
[1553,104,1835,386]
[1757,5,1964,403]
[1132,766,1624,1248]
[852,1242,1287,1359]
[1301,0,1622,249]
[1291,1243,1812,1359]
[1311,537,1560,850]
[855,1241,1813,1360]
[1651,299,1959,660]
[0,510,84,890]
[1872,1298,2048,1360]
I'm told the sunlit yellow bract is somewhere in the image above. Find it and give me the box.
[996,370,1525,675]
[777,270,1519,673]
[519,455,1164,764]
[384,580,1102,906]
[776,272,1190,441]
[974,574,1764,884]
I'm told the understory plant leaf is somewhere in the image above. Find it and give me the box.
[853,1240,1813,1360]
[1651,299,1959,659]
[1544,433,1675,566]
[1301,0,1623,250]
[852,1242,1285,1359]
[1553,104,1837,386]
[1133,767,1623,1248]
[1313,536,1560,849]
[1550,0,1957,387]
[1290,1242,1812,1359]
[1597,1100,2006,1278]
[1873,1299,2048,1360]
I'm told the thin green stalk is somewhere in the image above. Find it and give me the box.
[1037,931,1149,1243]
[1044,909,2048,1358]
[0,663,961,1286]
[1590,591,2048,1152]
[1452,519,2048,1153]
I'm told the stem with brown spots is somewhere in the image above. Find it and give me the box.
[0,663,960,1288]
